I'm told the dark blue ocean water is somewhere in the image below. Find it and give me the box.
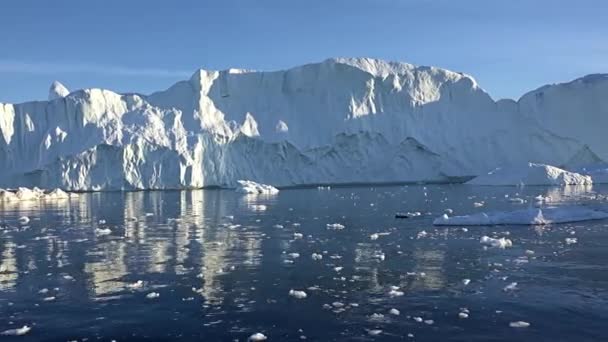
[1,184,608,341]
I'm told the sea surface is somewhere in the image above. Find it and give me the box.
[1,184,608,341]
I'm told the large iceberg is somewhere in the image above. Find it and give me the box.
[433,206,608,226]
[0,58,606,191]
[466,163,593,186]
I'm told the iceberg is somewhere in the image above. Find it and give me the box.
[433,206,608,226]
[235,180,279,195]
[1,58,606,191]
[466,163,592,186]
[0,187,77,202]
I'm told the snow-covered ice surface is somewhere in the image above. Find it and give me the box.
[434,206,608,226]
[467,163,592,186]
[2,184,608,340]
[1,58,607,191]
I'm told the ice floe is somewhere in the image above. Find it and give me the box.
[434,206,608,226]
[1,325,31,336]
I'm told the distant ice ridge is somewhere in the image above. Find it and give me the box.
[433,206,608,226]
[466,163,593,186]
[1,58,607,191]
[235,180,279,195]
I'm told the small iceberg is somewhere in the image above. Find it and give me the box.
[433,206,608,226]
[0,187,77,202]
[235,180,279,195]
[467,163,592,186]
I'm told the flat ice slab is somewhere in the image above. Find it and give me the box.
[235,180,279,195]
[467,163,592,186]
[433,206,608,226]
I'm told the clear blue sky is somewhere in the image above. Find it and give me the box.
[0,0,606,103]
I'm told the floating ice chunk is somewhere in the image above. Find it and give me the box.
[273,224,284,229]
[235,180,279,195]
[249,204,267,211]
[18,216,30,225]
[462,279,471,286]
[127,280,144,289]
[369,313,385,321]
[508,197,526,204]
[388,289,404,297]
[288,253,300,259]
[389,308,400,315]
[367,329,383,336]
[311,253,323,261]
[467,163,592,186]
[334,266,343,272]
[424,320,434,325]
[146,292,160,299]
[289,289,307,299]
[473,202,485,207]
[413,317,423,323]
[293,233,304,239]
[417,230,428,239]
[459,312,469,319]
[434,206,608,226]
[509,321,530,328]
[481,236,513,249]
[1,325,31,336]
[565,237,578,245]
[503,282,518,292]
[95,228,112,236]
[370,233,379,241]
[326,223,345,230]
[249,332,268,341]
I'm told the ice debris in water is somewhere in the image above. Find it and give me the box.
[462,278,471,286]
[311,253,323,261]
[565,237,578,245]
[95,228,112,236]
[235,180,279,195]
[18,216,30,225]
[367,329,383,336]
[249,332,268,341]
[503,282,518,292]
[434,206,608,226]
[510,321,530,328]
[480,236,513,249]
[326,223,345,230]
[389,308,400,315]
[1,325,31,336]
[473,201,485,207]
[127,280,144,289]
[146,292,160,299]
[370,233,379,240]
[289,289,308,299]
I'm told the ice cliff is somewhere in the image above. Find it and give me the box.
[0,58,606,190]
